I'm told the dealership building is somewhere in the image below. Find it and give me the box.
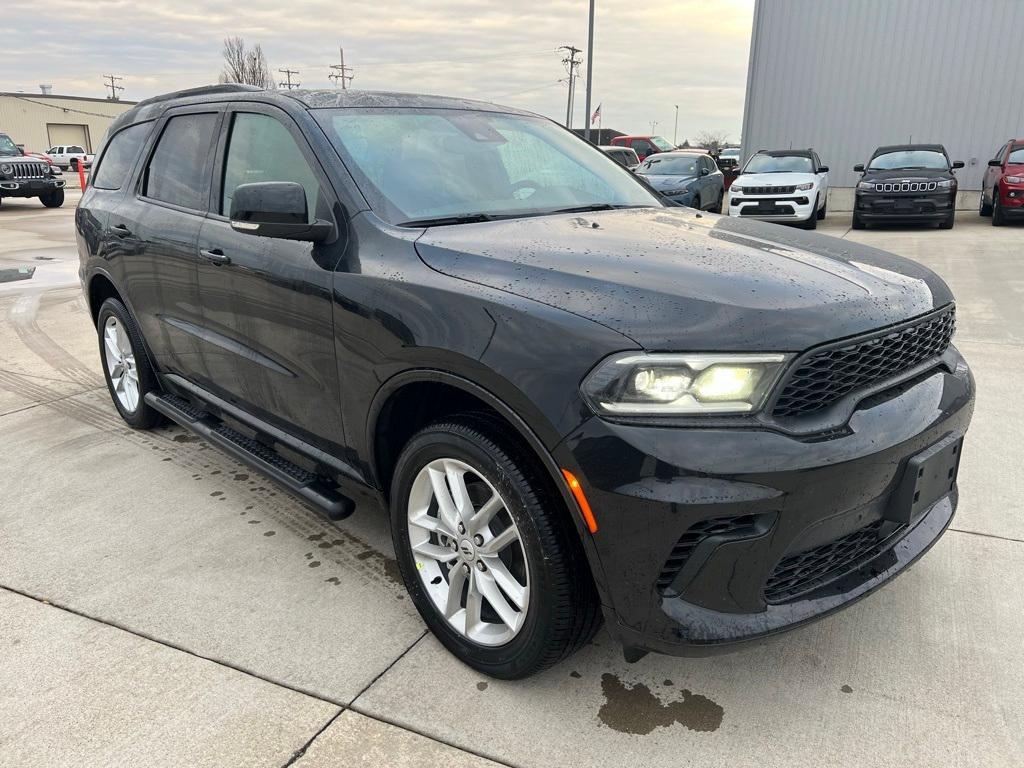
[740,0,1024,206]
[0,92,135,154]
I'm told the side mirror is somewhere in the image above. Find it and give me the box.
[853,163,865,173]
[701,167,710,176]
[952,160,965,169]
[817,165,829,173]
[988,159,1003,167]
[229,182,332,242]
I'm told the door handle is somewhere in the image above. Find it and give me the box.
[111,224,131,238]
[199,248,231,266]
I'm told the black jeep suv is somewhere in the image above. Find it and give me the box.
[0,131,65,208]
[853,143,963,229]
[76,85,974,678]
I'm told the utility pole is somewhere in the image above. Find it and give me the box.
[102,74,124,101]
[673,105,679,145]
[328,47,354,89]
[583,0,595,143]
[278,68,300,90]
[649,120,659,135]
[559,45,582,129]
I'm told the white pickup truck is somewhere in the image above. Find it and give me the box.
[45,144,94,170]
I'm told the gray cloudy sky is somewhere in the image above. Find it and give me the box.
[1,0,754,141]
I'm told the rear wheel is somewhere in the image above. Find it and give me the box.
[40,189,64,208]
[70,158,80,171]
[390,415,601,679]
[97,298,163,429]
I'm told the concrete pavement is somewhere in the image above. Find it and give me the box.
[0,193,1020,766]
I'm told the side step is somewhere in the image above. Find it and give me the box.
[146,392,355,521]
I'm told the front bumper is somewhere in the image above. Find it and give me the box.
[729,193,816,222]
[556,349,974,655]
[0,177,65,197]
[856,190,955,222]
[998,187,1024,217]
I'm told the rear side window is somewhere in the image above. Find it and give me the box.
[144,113,218,210]
[220,113,322,223]
[92,123,150,190]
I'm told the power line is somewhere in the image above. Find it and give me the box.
[559,45,581,129]
[277,68,300,90]
[328,47,354,89]
[102,74,124,101]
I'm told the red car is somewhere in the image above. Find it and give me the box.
[610,134,674,161]
[981,138,1024,225]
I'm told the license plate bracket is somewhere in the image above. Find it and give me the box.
[885,435,962,524]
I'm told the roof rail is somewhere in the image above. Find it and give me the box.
[133,83,263,110]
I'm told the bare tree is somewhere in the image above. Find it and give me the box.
[219,37,276,89]
[693,130,729,151]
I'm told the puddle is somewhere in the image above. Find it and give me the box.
[598,673,723,735]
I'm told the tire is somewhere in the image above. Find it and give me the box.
[992,192,1005,226]
[96,297,163,429]
[390,414,601,679]
[980,187,992,216]
[852,213,865,230]
[70,158,79,171]
[939,211,955,229]
[713,190,724,214]
[40,189,64,208]
[817,196,827,220]
[799,196,818,229]
[690,193,701,211]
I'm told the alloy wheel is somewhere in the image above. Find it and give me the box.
[102,315,140,412]
[407,458,530,646]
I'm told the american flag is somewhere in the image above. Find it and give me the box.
[591,103,602,125]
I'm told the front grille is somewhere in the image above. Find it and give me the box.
[874,180,938,193]
[657,514,766,592]
[772,307,955,418]
[741,204,795,216]
[11,162,47,179]
[765,520,898,603]
[741,185,796,195]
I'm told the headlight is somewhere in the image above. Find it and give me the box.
[581,352,790,416]
[0,163,12,175]
[662,189,691,197]
[1006,175,1024,184]
[795,182,814,191]
[730,185,743,194]
[936,179,955,189]
[856,180,875,190]
[49,166,62,175]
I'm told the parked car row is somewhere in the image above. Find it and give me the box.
[980,138,1024,225]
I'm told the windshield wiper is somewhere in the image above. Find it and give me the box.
[398,213,495,227]
[545,203,641,214]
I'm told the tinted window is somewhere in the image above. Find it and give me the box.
[650,136,674,151]
[743,154,814,173]
[868,150,948,171]
[92,123,150,190]
[1008,145,1024,164]
[632,140,654,154]
[638,155,701,176]
[144,113,218,210]
[0,134,19,157]
[68,146,85,154]
[221,113,322,223]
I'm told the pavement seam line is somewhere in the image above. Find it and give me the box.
[0,584,346,708]
[949,527,1024,544]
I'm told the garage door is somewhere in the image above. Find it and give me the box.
[47,123,91,151]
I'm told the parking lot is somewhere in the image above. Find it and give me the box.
[1,192,1021,767]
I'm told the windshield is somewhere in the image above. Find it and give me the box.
[1009,145,1024,164]
[0,134,20,157]
[743,154,813,174]
[316,109,659,225]
[868,150,948,170]
[637,155,700,176]
[720,148,740,157]
[649,136,674,152]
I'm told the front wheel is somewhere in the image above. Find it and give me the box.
[993,193,1006,226]
[390,415,601,679]
[40,189,64,208]
[799,196,819,229]
[713,190,724,214]
[97,298,163,429]
[939,211,955,229]
[980,187,993,216]
[852,213,865,230]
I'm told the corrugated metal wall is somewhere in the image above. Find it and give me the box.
[0,94,134,154]
[741,0,1024,189]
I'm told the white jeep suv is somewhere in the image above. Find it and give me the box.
[729,149,829,229]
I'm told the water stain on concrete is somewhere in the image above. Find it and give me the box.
[570,671,582,679]
[841,684,853,694]
[309,560,321,568]
[234,473,249,481]
[476,681,488,691]
[172,434,199,443]
[263,530,276,537]
[598,673,723,735]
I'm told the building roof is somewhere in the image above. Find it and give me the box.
[0,91,137,105]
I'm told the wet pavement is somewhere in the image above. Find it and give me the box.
[0,193,1020,767]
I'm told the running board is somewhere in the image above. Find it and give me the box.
[146,392,355,521]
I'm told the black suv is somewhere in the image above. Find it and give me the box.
[0,132,65,208]
[853,143,963,229]
[76,85,974,678]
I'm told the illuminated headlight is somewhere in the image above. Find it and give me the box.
[0,163,13,175]
[795,182,814,191]
[856,180,875,190]
[1006,175,1024,184]
[936,179,955,189]
[581,352,790,416]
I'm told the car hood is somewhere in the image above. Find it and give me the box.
[735,172,817,186]
[414,207,952,352]
[640,174,698,191]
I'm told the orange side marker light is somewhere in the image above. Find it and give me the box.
[561,469,598,534]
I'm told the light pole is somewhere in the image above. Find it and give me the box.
[649,120,658,135]
[673,105,679,146]
[584,0,595,143]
